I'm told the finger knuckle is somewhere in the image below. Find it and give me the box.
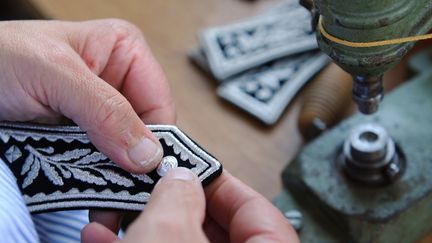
[103,18,142,38]
[163,180,203,205]
[163,179,193,192]
[94,92,134,131]
[154,217,181,232]
[182,184,203,203]
[44,43,78,69]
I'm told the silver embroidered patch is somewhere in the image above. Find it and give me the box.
[0,122,222,213]
[217,52,329,125]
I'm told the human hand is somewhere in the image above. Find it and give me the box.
[81,168,300,243]
[0,19,175,174]
[0,19,175,234]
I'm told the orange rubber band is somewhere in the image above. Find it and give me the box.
[318,16,432,48]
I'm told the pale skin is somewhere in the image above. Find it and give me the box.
[0,19,299,243]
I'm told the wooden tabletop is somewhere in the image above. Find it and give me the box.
[28,0,301,199]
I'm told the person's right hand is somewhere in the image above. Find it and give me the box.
[82,168,300,243]
[0,19,175,174]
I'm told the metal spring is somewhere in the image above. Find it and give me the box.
[298,63,353,140]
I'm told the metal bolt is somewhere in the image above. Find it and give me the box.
[386,162,401,178]
[342,123,403,185]
[352,75,384,115]
[284,210,303,231]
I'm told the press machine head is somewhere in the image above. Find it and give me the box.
[309,0,432,114]
[274,1,432,242]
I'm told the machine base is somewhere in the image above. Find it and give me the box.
[274,68,432,242]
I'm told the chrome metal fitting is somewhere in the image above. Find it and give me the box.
[342,123,404,185]
[352,75,384,115]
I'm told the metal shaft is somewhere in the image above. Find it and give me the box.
[352,75,384,114]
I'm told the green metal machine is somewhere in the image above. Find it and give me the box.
[316,0,432,114]
[274,1,432,242]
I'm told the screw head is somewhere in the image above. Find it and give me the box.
[386,162,400,178]
[284,210,303,231]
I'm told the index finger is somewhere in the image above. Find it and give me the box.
[70,19,176,124]
[205,170,299,243]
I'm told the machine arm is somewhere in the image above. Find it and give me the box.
[307,0,432,114]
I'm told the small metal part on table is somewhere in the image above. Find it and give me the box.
[284,210,303,231]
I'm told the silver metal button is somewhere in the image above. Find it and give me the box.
[157,156,179,177]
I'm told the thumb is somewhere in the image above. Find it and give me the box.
[53,69,163,173]
[123,167,208,243]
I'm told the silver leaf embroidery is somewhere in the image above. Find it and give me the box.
[131,173,155,184]
[50,149,92,162]
[36,147,54,154]
[75,152,106,165]
[5,125,216,194]
[69,168,106,185]
[22,158,40,189]
[57,166,72,179]
[21,154,35,175]
[18,145,151,189]
[40,162,63,186]
[97,169,134,187]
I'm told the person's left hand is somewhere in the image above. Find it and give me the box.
[81,169,299,243]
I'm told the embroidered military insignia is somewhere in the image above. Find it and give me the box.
[0,122,222,213]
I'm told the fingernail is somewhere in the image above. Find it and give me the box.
[163,167,195,181]
[128,138,163,168]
